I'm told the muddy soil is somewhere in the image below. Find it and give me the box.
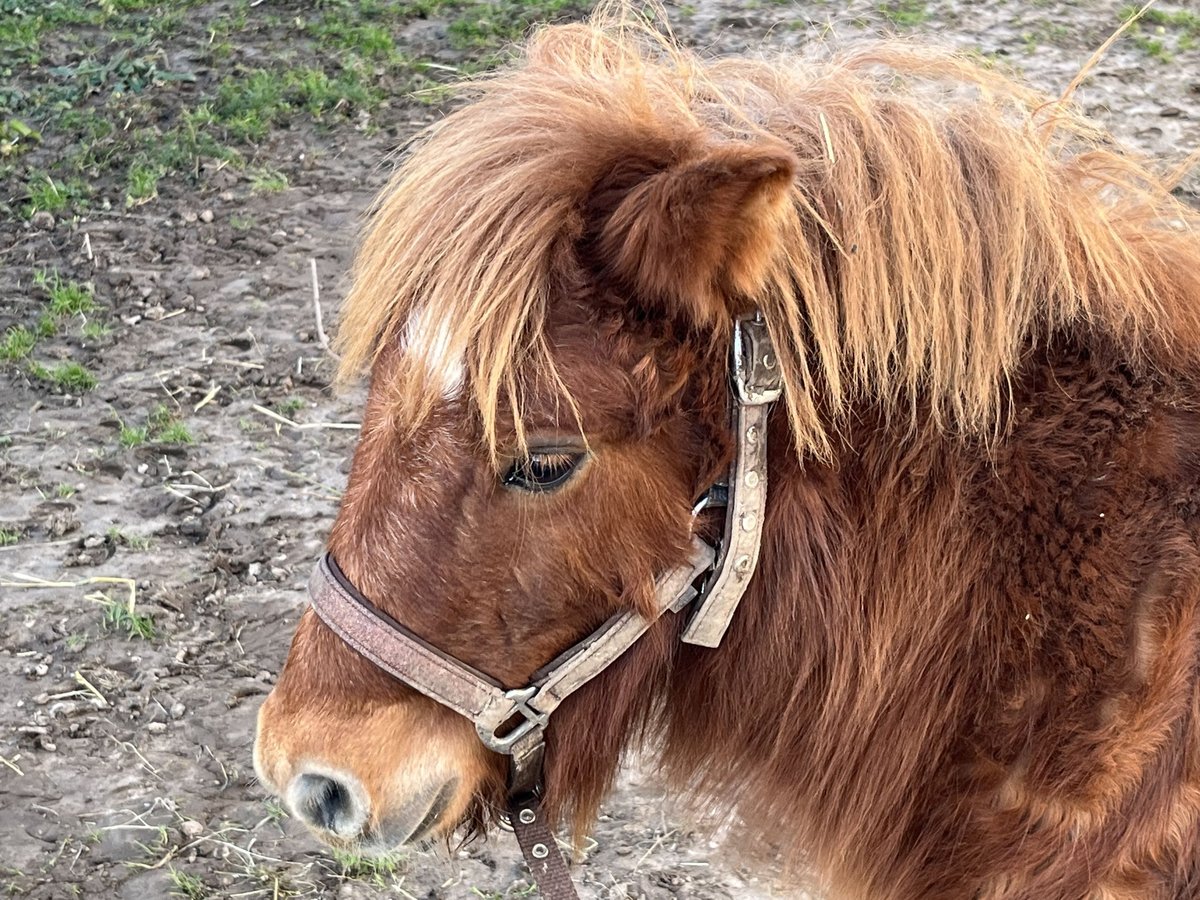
[1,1,1197,898]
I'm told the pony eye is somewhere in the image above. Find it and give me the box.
[502,451,585,492]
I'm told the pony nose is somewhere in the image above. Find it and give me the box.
[289,771,367,837]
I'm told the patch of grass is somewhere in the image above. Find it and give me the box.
[214,70,285,141]
[82,321,112,340]
[214,63,385,141]
[147,404,175,430]
[36,271,96,318]
[155,106,241,174]
[126,160,162,205]
[290,65,379,116]
[263,798,288,823]
[331,849,404,887]
[156,421,194,444]
[0,14,44,65]
[106,526,152,550]
[99,594,155,640]
[446,0,581,50]
[471,886,538,899]
[129,405,195,444]
[0,117,40,157]
[307,17,397,59]
[33,361,98,393]
[0,326,36,361]
[23,172,78,217]
[249,168,288,193]
[65,633,88,651]
[1131,32,1172,61]
[119,423,149,447]
[168,868,207,900]
[48,50,196,102]
[35,314,57,338]
[1125,6,1200,35]
[274,396,305,415]
[877,0,928,28]
[0,528,20,546]
[55,483,77,498]
[1119,5,1199,60]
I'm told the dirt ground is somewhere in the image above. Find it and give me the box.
[1,1,1197,898]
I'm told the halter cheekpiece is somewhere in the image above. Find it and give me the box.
[307,312,782,899]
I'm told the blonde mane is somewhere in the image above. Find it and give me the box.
[336,5,1200,459]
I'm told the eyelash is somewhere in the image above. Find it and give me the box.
[502,452,586,492]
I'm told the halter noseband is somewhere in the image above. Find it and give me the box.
[306,312,781,898]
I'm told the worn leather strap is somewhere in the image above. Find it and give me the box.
[682,313,781,647]
[309,539,715,759]
[510,794,580,900]
[312,555,502,719]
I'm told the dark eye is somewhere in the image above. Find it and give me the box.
[502,451,586,492]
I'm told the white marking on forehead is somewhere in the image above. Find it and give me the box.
[401,305,465,399]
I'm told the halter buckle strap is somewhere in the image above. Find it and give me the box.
[309,540,716,784]
[508,792,580,900]
[681,312,782,647]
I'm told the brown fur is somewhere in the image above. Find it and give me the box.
[256,7,1200,899]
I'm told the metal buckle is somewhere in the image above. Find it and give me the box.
[476,686,548,755]
[733,313,783,405]
[691,483,728,516]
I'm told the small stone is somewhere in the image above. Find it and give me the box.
[199,209,214,224]
[180,819,204,839]
[147,721,167,734]
[30,210,55,230]
[169,702,186,719]
[218,191,234,202]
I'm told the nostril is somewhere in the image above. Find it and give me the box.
[292,773,361,835]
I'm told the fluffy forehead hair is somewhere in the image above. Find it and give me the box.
[335,3,1200,460]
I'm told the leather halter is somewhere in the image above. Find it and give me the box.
[306,312,782,898]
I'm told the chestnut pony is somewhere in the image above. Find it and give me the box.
[255,10,1200,900]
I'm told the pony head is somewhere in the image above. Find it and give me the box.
[253,8,1200,859]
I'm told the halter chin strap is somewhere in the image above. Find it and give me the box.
[306,311,781,899]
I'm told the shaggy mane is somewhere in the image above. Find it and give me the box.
[335,4,1200,459]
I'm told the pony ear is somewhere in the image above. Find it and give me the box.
[590,140,798,323]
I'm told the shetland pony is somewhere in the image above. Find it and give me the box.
[255,9,1200,899]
